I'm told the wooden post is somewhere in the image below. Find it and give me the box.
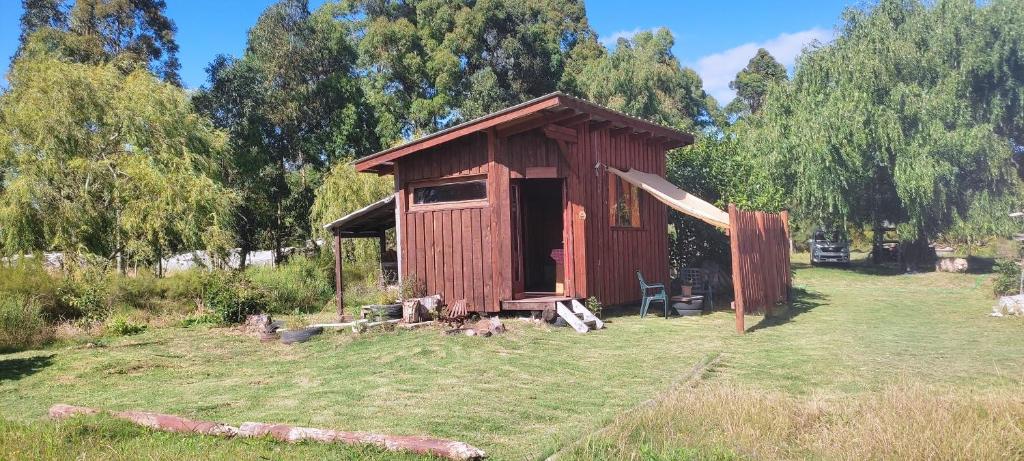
[333,230,344,319]
[378,232,388,285]
[781,210,792,303]
[728,204,744,334]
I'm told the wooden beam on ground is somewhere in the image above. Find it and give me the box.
[48,404,486,461]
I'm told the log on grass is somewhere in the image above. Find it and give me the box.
[239,422,486,460]
[48,404,486,460]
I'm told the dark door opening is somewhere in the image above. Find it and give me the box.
[517,179,565,294]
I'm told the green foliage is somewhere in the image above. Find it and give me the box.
[992,259,1021,297]
[585,296,603,319]
[309,162,393,263]
[194,0,379,264]
[247,255,334,314]
[0,294,52,352]
[105,313,147,336]
[727,48,788,117]
[665,134,785,268]
[352,0,598,139]
[58,264,114,322]
[0,261,60,315]
[748,0,1019,241]
[0,55,236,267]
[17,0,182,84]
[199,271,269,324]
[575,28,719,131]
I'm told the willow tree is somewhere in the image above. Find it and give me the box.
[748,0,1018,262]
[0,55,235,270]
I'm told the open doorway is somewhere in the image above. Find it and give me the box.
[517,179,565,294]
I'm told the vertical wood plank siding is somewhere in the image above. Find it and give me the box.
[396,126,673,312]
[398,133,494,311]
[728,205,792,332]
[580,126,670,306]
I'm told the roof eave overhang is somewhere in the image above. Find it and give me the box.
[354,93,694,174]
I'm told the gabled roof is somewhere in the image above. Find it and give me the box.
[355,92,695,174]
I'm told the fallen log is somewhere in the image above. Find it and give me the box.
[48,404,486,460]
[398,320,435,330]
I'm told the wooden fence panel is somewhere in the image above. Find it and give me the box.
[729,204,792,333]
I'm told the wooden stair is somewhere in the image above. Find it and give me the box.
[555,301,604,333]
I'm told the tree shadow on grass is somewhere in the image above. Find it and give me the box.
[0,354,54,382]
[747,287,828,333]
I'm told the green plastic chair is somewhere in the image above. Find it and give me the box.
[637,271,668,318]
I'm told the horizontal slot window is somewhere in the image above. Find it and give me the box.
[412,180,487,206]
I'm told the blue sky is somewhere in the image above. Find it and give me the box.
[0,0,855,103]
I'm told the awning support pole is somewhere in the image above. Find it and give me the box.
[378,232,387,285]
[333,229,344,320]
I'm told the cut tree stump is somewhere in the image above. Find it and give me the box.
[48,404,486,460]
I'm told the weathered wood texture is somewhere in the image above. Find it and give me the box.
[582,125,670,306]
[394,123,672,312]
[48,404,486,460]
[728,205,792,333]
[397,133,495,312]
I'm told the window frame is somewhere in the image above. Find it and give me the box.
[408,175,489,211]
[608,174,642,229]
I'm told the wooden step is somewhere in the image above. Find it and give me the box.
[556,302,589,333]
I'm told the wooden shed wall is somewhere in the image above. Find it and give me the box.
[580,125,671,306]
[395,133,497,312]
[395,124,671,311]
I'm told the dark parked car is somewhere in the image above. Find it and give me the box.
[809,228,850,266]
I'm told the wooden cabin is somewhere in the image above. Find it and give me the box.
[326,92,695,314]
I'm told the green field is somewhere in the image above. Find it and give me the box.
[2,256,1023,460]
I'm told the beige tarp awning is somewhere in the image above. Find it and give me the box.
[607,167,730,229]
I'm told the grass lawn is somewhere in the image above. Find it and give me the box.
[2,255,1023,460]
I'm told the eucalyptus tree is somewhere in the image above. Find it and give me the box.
[195,0,379,265]
[16,0,181,85]
[748,0,1019,263]
[0,56,235,270]
[350,0,598,142]
[726,48,787,118]
[575,28,720,132]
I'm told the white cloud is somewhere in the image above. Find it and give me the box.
[599,27,664,48]
[692,27,835,104]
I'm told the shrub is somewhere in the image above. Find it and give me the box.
[247,255,333,314]
[586,296,604,318]
[105,313,147,336]
[0,295,53,351]
[202,271,269,324]
[180,311,218,327]
[992,259,1021,297]
[0,262,62,319]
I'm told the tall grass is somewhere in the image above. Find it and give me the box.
[246,255,334,314]
[0,295,52,352]
[567,382,1024,460]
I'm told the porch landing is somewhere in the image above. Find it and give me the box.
[501,295,577,311]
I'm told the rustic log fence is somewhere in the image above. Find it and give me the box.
[728,204,792,333]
